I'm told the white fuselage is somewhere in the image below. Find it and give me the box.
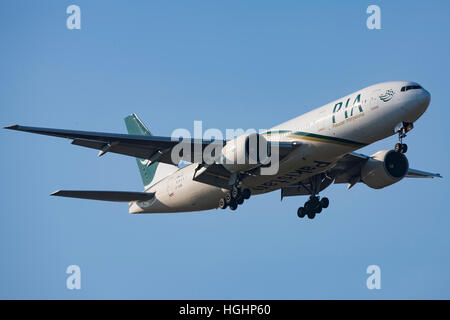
[129,81,431,213]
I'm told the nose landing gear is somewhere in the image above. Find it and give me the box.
[394,122,413,153]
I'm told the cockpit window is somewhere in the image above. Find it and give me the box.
[401,85,422,92]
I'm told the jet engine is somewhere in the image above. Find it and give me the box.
[221,133,270,173]
[361,150,409,189]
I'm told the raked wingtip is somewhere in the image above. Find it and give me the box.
[4,124,19,130]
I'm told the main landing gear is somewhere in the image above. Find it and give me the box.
[297,196,329,219]
[296,174,331,220]
[218,186,251,211]
[394,122,413,154]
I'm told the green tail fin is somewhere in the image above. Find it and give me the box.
[124,114,158,188]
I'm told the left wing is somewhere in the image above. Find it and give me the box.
[4,124,223,165]
[5,124,298,181]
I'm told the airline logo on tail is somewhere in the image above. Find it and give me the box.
[139,159,151,166]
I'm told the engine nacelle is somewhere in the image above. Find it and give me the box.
[221,133,270,173]
[361,150,409,189]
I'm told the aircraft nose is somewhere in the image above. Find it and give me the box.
[417,88,431,113]
[406,87,431,122]
[421,88,431,107]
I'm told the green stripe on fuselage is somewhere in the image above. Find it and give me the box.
[263,130,291,135]
[263,130,366,147]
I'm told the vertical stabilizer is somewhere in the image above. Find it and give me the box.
[124,114,178,189]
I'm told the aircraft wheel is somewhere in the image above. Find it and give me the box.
[320,197,329,209]
[304,200,312,210]
[395,143,408,153]
[218,198,227,209]
[401,144,408,153]
[307,211,316,219]
[242,188,251,200]
[236,196,244,205]
[297,207,306,218]
[231,186,241,199]
[229,199,238,211]
[225,192,232,204]
[306,197,317,208]
[311,196,320,205]
[315,205,322,214]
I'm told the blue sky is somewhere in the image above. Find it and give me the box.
[1,0,449,299]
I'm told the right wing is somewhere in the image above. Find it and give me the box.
[51,190,155,202]
[333,152,442,183]
[281,151,442,198]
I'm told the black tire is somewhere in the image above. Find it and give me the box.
[242,188,251,200]
[297,207,306,218]
[307,212,316,219]
[237,196,244,205]
[310,196,319,204]
[229,199,237,211]
[395,143,402,153]
[320,197,329,209]
[225,192,232,204]
[305,200,312,210]
[218,198,227,209]
[232,186,241,199]
[315,205,322,214]
[401,144,408,153]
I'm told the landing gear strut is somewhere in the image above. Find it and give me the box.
[296,174,330,220]
[394,122,413,153]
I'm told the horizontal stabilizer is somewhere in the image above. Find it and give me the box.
[50,190,155,202]
[405,168,443,178]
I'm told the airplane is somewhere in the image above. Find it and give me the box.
[5,81,442,219]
